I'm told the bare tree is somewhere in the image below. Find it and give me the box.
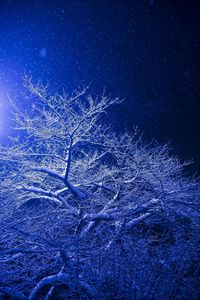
[0,78,199,299]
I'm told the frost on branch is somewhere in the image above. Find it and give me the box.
[0,78,199,299]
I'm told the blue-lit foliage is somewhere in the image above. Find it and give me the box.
[0,79,199,299]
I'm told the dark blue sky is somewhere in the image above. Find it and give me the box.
[0,0,200,173]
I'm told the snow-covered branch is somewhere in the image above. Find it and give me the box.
[0,79,198,299]
[29,272,97,300]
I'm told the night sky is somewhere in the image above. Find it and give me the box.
[0,0,200,173]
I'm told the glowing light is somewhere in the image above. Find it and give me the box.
[0,90,8,136]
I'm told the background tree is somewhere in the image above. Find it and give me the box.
[0,78,199,299]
